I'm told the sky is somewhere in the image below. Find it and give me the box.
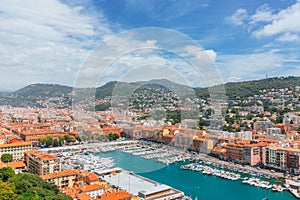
[0,0,300,90]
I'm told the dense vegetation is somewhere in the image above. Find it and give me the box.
[38,135,80,147]
[0,167,71,200]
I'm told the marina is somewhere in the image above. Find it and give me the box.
[44,141,298,199]
[180,163,285,191]
[121,142,188,165]
[98,150,297,200]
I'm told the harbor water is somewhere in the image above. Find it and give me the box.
[96,150,297,200]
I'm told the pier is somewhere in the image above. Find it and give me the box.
[97,168,185,200]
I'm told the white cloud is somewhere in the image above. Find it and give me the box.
[229,2,300,42]
[0,0,111,90]
[181,45,217,62]
[253,1,300,38]
[0,1,221,90]
[229,9,248,26]
[276,32,300,42]
[249,4,274,23]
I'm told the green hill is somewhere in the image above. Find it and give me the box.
[1,76,300,107]
[0,84,73,107]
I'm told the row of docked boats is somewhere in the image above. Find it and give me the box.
[181,163,241,181]
[242,177,284,192]
[121,144,187,165]
[181,163,285,192]
[59,152,115,171]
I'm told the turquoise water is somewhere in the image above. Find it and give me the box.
[96,150,297,200]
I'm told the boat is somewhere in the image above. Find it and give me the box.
[272,185,284,192]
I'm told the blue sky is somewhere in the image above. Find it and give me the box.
[0,0,300,90]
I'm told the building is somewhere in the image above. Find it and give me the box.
[226,143,261,166]
[262,146,287,172]
[266,128,284,140]
[236,131,253,140]
[0,141,32,161]
[41,170,78,189]
[25,150,61,175]
[262,146,300,174]
[254,121,274,131]
[98,190,132,200]
[122,126,161,139]
[0,161,26,173]
[20,129,69,144]
[287,150,300,175]
[101,126,121,136]
[101,169,185,200]
[79,184,104,199]
[191,137,214,153]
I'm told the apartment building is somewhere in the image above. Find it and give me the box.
[41,170,78,189]
[24,150,61,175]
[287,150,300,175]
[226,143,261,166]
[0,141,32,161]
[262,146,300,174]
[262,146,287,171]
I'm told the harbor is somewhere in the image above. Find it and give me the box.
[43,141,299,199]
[98,150,296,200]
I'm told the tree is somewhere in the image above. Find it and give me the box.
[37,115,42,123]
[38,136,46,145]
[64,135,72,143]
[75,135,82,142]
[53,139,59,147]
[0,167,15,182]
[59,136,65,146]
[107,133,119,141]
[45,136,53,147]
[1,154,13,163]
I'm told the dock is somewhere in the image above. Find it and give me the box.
[97,168,185,200]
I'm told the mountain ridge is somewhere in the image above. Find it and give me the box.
[1,76,300,107]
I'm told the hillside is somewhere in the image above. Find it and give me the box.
[1,76,300,107]
[0,84,73,107]
[195,76,300,99]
